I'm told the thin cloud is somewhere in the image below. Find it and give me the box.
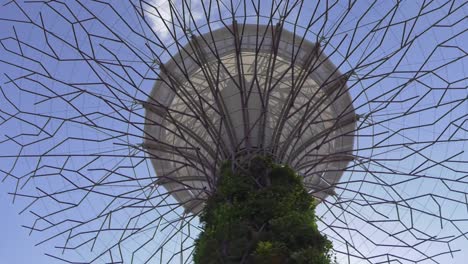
[146,0,173,39]
[145,0,204,41]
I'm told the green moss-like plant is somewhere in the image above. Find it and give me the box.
[193,156,336,263]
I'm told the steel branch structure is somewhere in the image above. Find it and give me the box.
[144,23,356,214]
[0,1,467,263]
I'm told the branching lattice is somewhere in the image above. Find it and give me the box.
[0,0,467,263]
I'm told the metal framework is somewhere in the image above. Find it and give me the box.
[145,23,356,214]
[0,1,466,263]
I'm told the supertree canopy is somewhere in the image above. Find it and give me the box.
[0,0,467,263]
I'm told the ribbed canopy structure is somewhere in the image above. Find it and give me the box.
[144,23,356,214]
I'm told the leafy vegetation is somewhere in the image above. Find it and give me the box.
[193,156,335,263]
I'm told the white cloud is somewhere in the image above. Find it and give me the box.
[145,0,204,40]
[146,0,173,39]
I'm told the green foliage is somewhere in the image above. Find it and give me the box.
[193,156,336,263]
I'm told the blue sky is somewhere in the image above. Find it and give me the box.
[0,191,62,264]
[0,0,466,263]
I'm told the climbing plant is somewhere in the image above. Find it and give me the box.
[194,156,335,263]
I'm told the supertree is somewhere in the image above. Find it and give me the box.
[0,0,467,263]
